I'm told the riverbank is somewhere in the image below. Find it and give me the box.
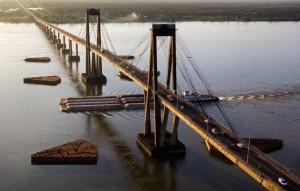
[1,1,300,23]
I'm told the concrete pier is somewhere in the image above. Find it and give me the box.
[61,49,70,55]
[68,41,80,61]
[81,73,106,84]
[52,35,59,44]
[56,43,64,49]
[83,9,106,84]
[137,132,186,158]
[61,36,69,55]
[56,33,63,49]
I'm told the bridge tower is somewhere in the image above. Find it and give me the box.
[81,8,107,84]
[137,24,186,157]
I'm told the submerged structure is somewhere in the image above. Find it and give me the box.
[31,139,97,165]
[23,75,61,85]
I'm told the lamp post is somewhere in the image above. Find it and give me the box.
[247,133,251,163]
[204,118,209,132]
[177,86,179,109]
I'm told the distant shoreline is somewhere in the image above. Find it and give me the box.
[1,2,300,23]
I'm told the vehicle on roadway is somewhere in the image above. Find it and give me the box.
[212,128,219,134]
[167,95,174,101]
[278,177,288,186]
[237,143,244,148]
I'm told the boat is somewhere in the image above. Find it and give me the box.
[182,90,219,102]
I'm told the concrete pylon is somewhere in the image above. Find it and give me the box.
[81,8,106,84]
[137,24,185,158]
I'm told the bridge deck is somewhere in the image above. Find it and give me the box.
[34,17,300,191]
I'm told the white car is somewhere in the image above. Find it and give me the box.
[212,128,218,134]
[237,143,244,148]
[278,177,288,186]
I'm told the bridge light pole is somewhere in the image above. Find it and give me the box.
[177,86,180,109]
[247,133,251,163]
[204,118,209,132]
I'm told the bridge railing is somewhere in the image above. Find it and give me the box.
[249,141,300,184]
[160,93,274,182]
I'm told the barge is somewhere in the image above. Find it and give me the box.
[60,94,153,113]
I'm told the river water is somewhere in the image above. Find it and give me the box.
[0,22,299,191]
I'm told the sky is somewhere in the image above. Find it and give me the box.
[18,0,300,2]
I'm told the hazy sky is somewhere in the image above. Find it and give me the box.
[19,0,300,2]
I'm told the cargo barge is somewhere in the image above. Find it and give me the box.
[59,94,153,113]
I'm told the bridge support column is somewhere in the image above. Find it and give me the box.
[56,33,63,49]
[137,24,185,158]
[81,8,106,84]
[61,36,69,55]
[52,30,59,44]
[205,139,211,152]
[68,40,80,62]
[46,27,50,36]
[48,28,54,40]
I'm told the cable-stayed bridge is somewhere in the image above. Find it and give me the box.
[21,5,300,191]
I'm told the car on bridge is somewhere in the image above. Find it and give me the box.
[278,177,288,186]
[212,128,219,134]
[237,143,244,148]
[167,95,174,101]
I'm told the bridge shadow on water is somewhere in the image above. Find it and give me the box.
[58,53,106,96]
[201,142,234,166]
[87,113,183,191]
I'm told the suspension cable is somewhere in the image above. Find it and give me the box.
[132,37,151,67]
[177,33,216,97]
[78,23,85,39]
[100,25,108,50]
[176,32,238,136]
[176,44,207,113]
[102,24,116,54]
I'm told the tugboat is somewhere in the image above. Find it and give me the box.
[182,90,219,102]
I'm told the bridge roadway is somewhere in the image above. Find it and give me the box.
[34,17,300,191]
